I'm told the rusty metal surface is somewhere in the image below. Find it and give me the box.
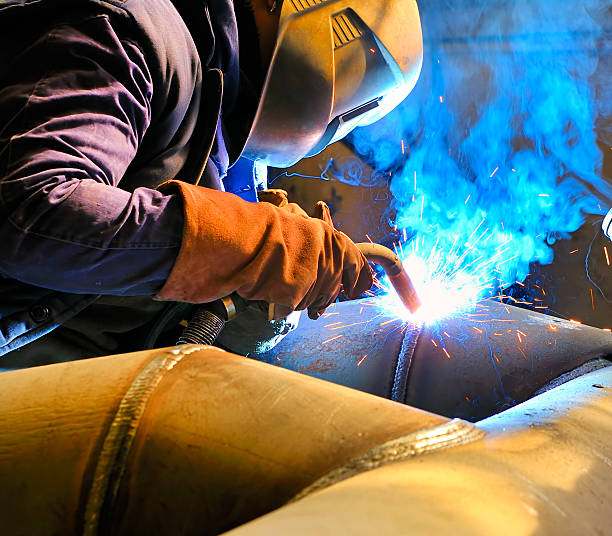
[405,300,612,421]
[256,302,411,398]
[256,299,612,420]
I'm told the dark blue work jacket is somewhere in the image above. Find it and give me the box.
[0,0,261,355]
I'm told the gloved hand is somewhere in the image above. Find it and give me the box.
[155,181,373,317]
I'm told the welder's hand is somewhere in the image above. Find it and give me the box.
[306,200,360,319]
[155,181,373,317]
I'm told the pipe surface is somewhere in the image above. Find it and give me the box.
[0,345,447,535]
[224,367,612,536]
[257,299,612,421]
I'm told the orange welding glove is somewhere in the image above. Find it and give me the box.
[155,181,373,317]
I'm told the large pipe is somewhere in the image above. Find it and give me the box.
[224,366,612,536]
[256,299,612,421]
[0,345,451,535]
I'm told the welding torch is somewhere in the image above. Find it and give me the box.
[178,243,421,346]
[355,242,421,313]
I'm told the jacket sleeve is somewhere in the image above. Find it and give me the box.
[0,13,185,295]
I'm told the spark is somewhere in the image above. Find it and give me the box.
[464,194,471,205]
[401,139,405,154]
[442,347,451,359]
[490,166,499,178]
[324,322,342,327]
[605,246,610,266]
[569,319,582,325]
[330,321,369,331]
[590,288,595,310]
[569,249,579,254]
[356,354,368,367]
[321,334,344,345]
[517,347,527,359]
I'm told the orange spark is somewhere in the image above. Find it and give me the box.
[569,319,582,325]
[431,339,438,347]
[605,246,610,266]
[324,322,342,327]
[473,327,483,334]
[569,249,579,254]
[518,347,527,359]
[604,328,611,332]
[379,319,397,327]
[321,334,344,345]
[356,354,368,367]
[547,325,558,332]
[590,288,595,310]
[442,347,451,359]
[439,95,444,103]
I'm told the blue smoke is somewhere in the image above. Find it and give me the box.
[349,0,612,288]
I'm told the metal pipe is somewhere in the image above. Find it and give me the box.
[0,345,446,535]
[256,299,612,421]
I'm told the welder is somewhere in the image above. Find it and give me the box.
[0,0,422,367]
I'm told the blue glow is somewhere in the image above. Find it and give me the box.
[374,231,505,324]
[349,0,612,310]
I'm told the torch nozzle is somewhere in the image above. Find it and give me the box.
[356,242,422,313]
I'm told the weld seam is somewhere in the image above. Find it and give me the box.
[391,321,422,402]
[290,418,485,503]
[82,345,207,536]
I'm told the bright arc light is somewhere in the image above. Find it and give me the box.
[374,234,505,324]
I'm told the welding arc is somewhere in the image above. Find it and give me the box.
[356,243,421,313]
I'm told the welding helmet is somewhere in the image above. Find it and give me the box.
[240,0,423,169]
